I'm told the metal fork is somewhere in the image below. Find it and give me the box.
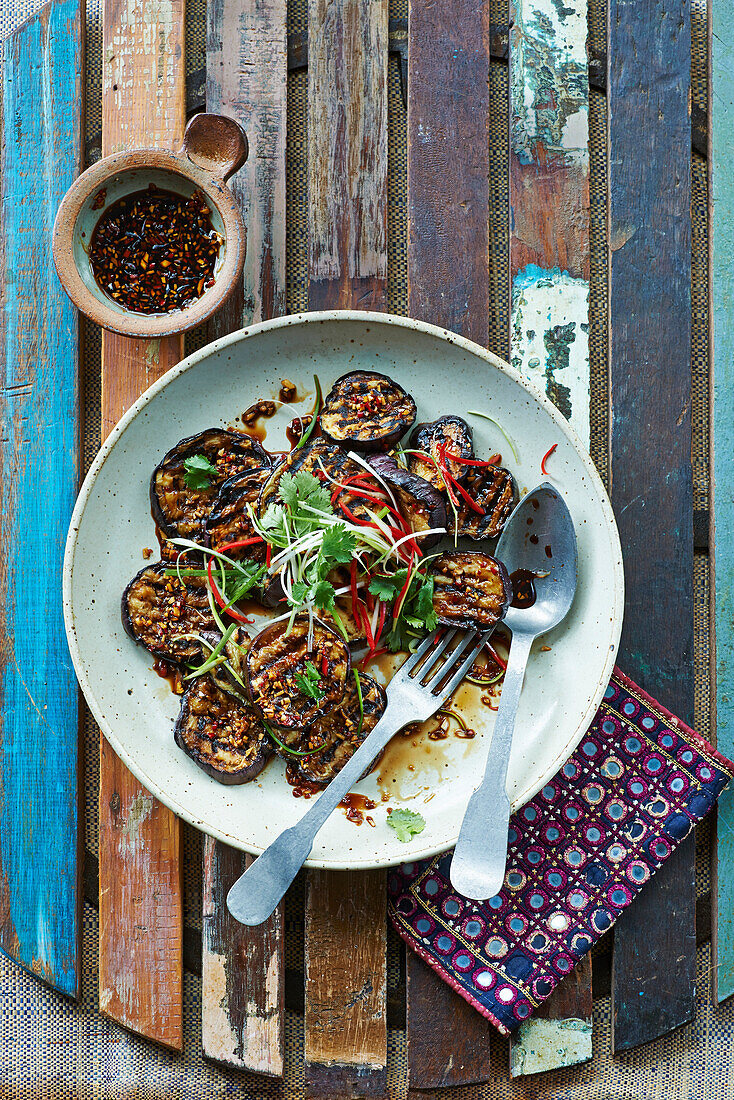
[227,626,492,925]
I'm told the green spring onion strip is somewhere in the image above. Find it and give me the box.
[183,623,238,680]
[294,374,322,450]
[466,410,520,464]
[466,671,504,687]
[353,669,365,737]
[437,707,468,731]
[263,720,329,758]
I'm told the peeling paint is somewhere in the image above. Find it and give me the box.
[511,265,590,445]
[119,792,154,855]
[510,1017,593,1076]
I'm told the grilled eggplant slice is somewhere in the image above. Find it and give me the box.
[409,415,474,491]
[151,428,272,541]
[430,551,511,630]
[174,673,272,784]
[245,616,350,729]
[122,561,218,662]
[206,467,273,560]
[368,453,447,549]
[320,371,417,451]
[297,673,387,785]
[450,465,517,541]
[257,438,371,521]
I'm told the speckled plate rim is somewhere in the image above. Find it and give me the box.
[63,310,624,869]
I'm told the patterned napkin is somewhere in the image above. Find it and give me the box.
[387,669,734,1035]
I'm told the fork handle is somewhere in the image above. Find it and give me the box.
[227,698,404,925]
[449,631,534,901]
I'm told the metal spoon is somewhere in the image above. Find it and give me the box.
[449,482,578,901]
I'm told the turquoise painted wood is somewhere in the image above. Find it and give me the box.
[0,0,84,998]
[712,1,734,1006]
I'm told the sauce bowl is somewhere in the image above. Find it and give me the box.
[52,113,248,338]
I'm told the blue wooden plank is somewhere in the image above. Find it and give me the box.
[0,0,84,998]
[607,0,695,1049]
[711,2,734,1006]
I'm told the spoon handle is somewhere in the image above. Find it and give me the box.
[449,631,534,901]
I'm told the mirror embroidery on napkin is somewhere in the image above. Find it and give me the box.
[387,668,734,1036]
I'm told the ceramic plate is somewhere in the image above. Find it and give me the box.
[63,311,624,869]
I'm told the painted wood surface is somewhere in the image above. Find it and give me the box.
[407,0,490,350]
[405,0,496,1087]
[509,0,590,448]
[710,0,734,1006]
[304,871,387,1099]
[509,955,592,1076]
[203,0,287,1071]
[507,0,592,1073]
[202,847,284,1073]
[305,1,388,1094]
[308,0,387,312]
[607,0,696,1050]
[98,0,186,1049]
[0,0,84,1000]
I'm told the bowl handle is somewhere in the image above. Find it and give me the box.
[180,113,249,182]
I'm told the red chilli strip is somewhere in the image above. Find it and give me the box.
[441,446,502,469]
[360,646,388,669]
[206,556,253,624]
[375,601,387,646]
[541,443,557,475]
[442,463,485,515]
[321,653,328,677]
[217,536,265,553]
[393,555,416,620]
[266,543,272,567]
[350,560,366,631]
[486,642,508,671]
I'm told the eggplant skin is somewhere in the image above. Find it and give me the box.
[430,551,511,630]
[257,438,372,521]
[245,615,351,729]
[150,428,272,541]
[409,415,474,491]
[206,466,273,560]
[320,371,417,451]
[297,673,387,785]
[122,561,218,663]
[451,465,517,541]
[174,673,272,784]
[368,453,446,549]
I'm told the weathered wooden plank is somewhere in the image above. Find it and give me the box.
[710,0,734,1006]
[305,0,388,1094]
[304,871,388,1099]
[607,0,696,1050]
[202,846,284,1073]
[509,0,590,447]
[407,0,490,349]
[509,956,593,1076]
[202,0,287,1072]
[507,0,593,1073]
[405,0,496,1088]
[98,0,186,1049]
[308,0,387,313]
[0,0,84,1000]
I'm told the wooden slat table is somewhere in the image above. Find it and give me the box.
[0,0,714,1089]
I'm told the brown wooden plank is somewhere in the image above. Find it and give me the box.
[407,0,490,349]
[405,0,495,1088]
[304,0,388,1094]
[304,871,388,1099]
[202,0,288,1072]
[97,0,186,1049]
[607,0,696,1051]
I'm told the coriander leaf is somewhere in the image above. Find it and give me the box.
[387,808,426,843]
[183,453,218,491]
[259,502,287,534]
[294,661,324,700]
[368,575,399,601]
[414,575,435,621]
[320,524,356,564]
[312,579,336,613]
[290,581,309,604]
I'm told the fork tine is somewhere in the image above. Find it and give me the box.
[412,627,460,682]
[397,626,457,679]
[422,628,478,690]
[432,629,493,701]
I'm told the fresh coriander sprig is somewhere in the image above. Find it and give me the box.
[294,660,326,701]
[183,453,218,490]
